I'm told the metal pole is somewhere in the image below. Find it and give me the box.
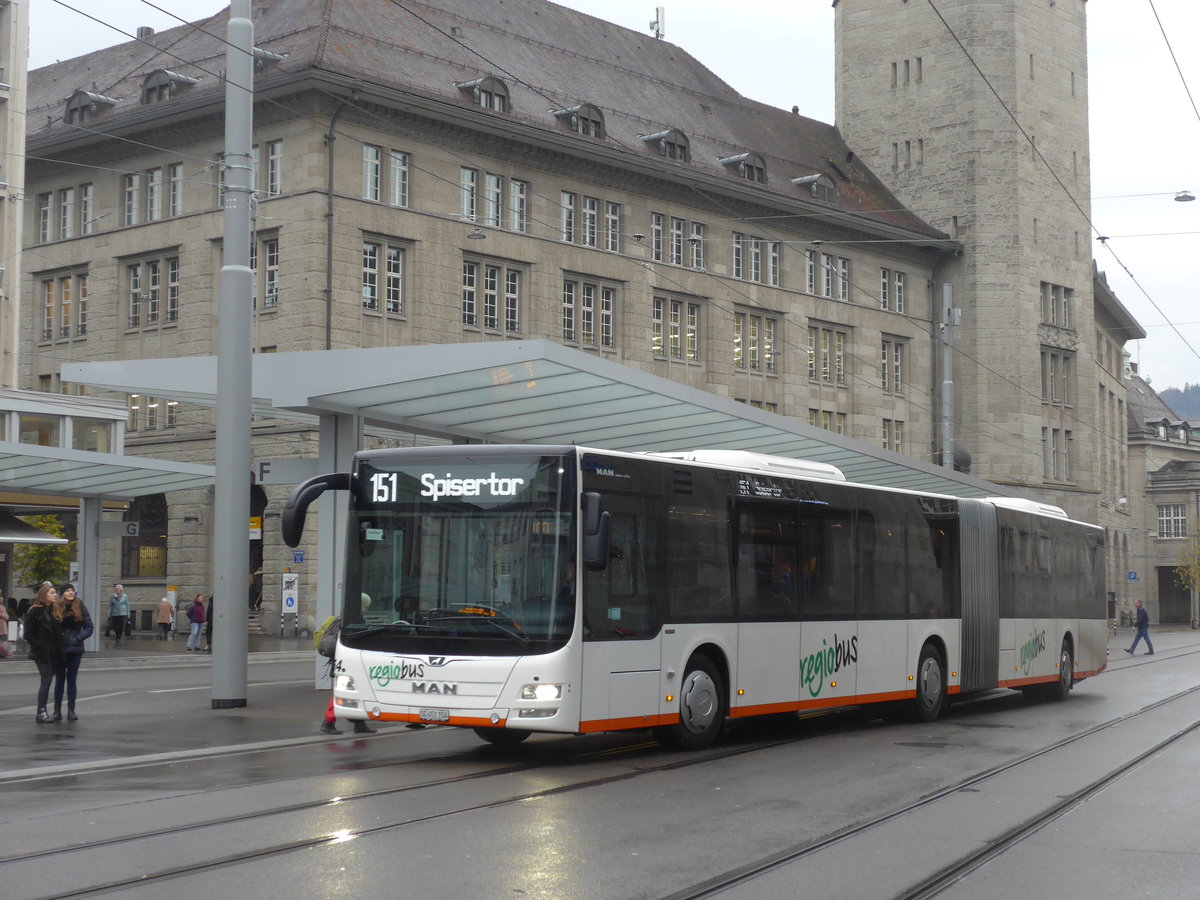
[212,0,254,708]
[940,284,957,468]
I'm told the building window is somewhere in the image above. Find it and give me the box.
[894,270,906,313]
[880,268,906,311]
[582,197,600,247]
[792,173,839,203]
[838,258,850,302]
[125,256,179,328]
[809,410,847,434]
[720,152,767,183]
[123,174,140,226]
[387,150,408,207]
[669,217,684,265]
[167,166,183,217]
[1041,281,1074,328]
[882,419,905,453]
[457,75,510,112]
[642,129,690,162]
[58,188,75,240]
[141,69,197,104]
[266,140,284,197]
[881,339,905,393]
[653,296,700,360]
[651,213,664,261]
[1041,349,1074,405]
[463,260,523,332]
[1158,504,1188,539]
[605,201,621,252]
[363,145,382,201]
[460,167,478,221]
[560,191,576,242]
[1043,427,1074,481]
[78,274,88,335]
[808,325,847,384]
[563,277,616,348]
[880,267,890,309]
[36,193,51,242]
[251,237,281,309]
[145,167,163,222]
[732,234,779,284]
[80,183,95,234]
[121,494,168,578]
[484,174,503,227]
[690,222,705,269]
[734,312,778,373]
[554,103,606,138]
[805,249,816,294]
[41,279,55,340]
[509,179,528,233]
[362,240,405,314]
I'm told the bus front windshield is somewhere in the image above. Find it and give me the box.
[341,453,577,655]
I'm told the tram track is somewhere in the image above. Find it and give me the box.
[660,680,1200,900]
[9,658,1199,898]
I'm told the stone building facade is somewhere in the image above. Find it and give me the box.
[20,0,956,623]
[834,0,1143,605]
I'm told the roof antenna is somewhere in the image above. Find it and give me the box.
[649,6,665,40]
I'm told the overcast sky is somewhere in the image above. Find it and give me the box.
[31,0,1200,391]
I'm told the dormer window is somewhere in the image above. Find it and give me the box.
[141,70,200,105]
[65,89,119,124]
[456,76,510,112]
[641,129,690,162]
[553,103,605,138]
[792,173,839,203]
[720,152,767,184]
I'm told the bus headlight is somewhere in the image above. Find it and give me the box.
[521,683,562,701]
[336,674,357,691]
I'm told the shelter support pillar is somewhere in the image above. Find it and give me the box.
[78,497,101,653]
[315,412,362,688]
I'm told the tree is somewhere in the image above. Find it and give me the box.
[11,515,73,590]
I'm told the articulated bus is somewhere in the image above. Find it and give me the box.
[282,445,1107,750]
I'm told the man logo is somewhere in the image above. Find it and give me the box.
[428,656,447,667]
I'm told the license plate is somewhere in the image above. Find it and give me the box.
[418,708,450,722]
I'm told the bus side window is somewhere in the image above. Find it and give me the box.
[735,505,798,620]
[582,501,660,639]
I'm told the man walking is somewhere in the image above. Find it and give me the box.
[1125,599,1154,656]
[108,584,130,645]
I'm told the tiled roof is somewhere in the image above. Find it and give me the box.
[27,0,942,238]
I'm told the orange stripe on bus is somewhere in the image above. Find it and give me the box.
[374,712,503,728]
[578,713,677,733]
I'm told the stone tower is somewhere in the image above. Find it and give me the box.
[835,0,1099,520]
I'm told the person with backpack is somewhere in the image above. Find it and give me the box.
[185,594,206,652]
[107,584,129,645]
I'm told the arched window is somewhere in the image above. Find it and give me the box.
[720,151,767,184]
[141,69,200,105]
[641,128,690,162]
[554,103,605,138]
[456,75,510,112]
[122,494,168,578]
[65,89,118,125]
[792,173,839,203]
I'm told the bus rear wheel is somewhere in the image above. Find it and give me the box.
[1047,640,1073,702]
[473,727,531,746]
[654,654,726,751]
[913,644,946,722]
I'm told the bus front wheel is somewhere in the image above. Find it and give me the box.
[913,644,946,722]
[654,654,726,751]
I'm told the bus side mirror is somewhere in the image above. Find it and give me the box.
[281,473,351,547]
[582,492,611,572]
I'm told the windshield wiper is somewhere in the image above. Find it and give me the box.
[422,614,530,648]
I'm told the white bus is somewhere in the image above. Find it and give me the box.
[282,445,1108,749]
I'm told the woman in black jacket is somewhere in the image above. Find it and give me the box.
[53,583,93,721]
[25,582,64,724]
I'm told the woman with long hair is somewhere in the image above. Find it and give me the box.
[53,583,93,721]
[25,582,64,724]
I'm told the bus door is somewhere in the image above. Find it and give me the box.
[579,505,664,730]
[796,503,858,707]
[734,501,802,715]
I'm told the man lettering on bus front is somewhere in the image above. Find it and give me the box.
[1125,599,1154,656]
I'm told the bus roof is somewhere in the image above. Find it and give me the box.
[645,449,847,482]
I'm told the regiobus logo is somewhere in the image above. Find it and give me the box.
[419,472,526,501]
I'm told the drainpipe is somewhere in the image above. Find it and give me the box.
[324,97,351,350]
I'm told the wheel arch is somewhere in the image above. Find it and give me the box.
[689,641,731,703]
